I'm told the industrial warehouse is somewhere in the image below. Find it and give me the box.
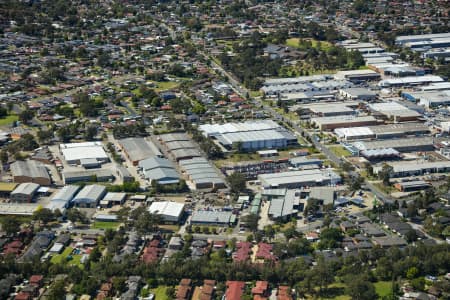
[59,142,109,165]
[258,169,341,189]
[118,137,162,165]
[199,120,297,151]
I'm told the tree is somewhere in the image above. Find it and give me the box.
[89,247,102,262]
[318,228,343,249]
[47,280,66,300]
[37,130,53,143]
[350,175,364,191]
[227,172,246,195]
[379,164,393,186]
[0,217,21,235]
[345,275,377,300]
[241,214,258,232]
[0,150,8,164]
[18,109,34,125]
[32,208,55,225]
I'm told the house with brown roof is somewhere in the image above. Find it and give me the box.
[225,281,245,300]
[29,275,43,287]
[252,281,270,300]
[192,279,215,300]
[233,241,252,262]
[176,278,192,300]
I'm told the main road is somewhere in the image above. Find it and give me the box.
[203,52,393,205]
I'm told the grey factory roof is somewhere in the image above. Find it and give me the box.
[50,185,81,203]
[191,210,233,224]
[165,140,197,151]
[259,169,340,187]
[299,101,359,114]
[159,133,190,143]
[62,169,114,183]
[178,157,209,166]
[11,183,40,196]
[378,75,444,87]
[181,163,212,171]
[369,101,421,117]
[139,157,175,171]
[340,87,377,97]
[268,189,299,219]
[361,148,400,158]
[353,137,434,151]
[311,115,377,125]
[144,167,179,182]
[219,129,289,145]
[102,192,127,203]
[171,148,201,160]
[119,137,162,162]
[395,32,450,44]
[368,123,429,135]
[200,120,281,136]
[374,161,450,174]
[10,160,50,180]
[73,185,106,204]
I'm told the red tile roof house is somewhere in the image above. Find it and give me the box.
[256,243,277,262]
[252,281,270,299]
[29,275,43,287]
[14,292,31,300]
[176,278,192,300]
[233,241,252,262]
[225,281,245,300]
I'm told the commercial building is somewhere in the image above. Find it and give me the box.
[100,192,126,207]
[334,69,381,82]
[258,169,341,189]
[60,142,109,165]
[339,88,377,101]
[368,102,422,122]
[0,203,39,215]
[395,33,450,46]
[148,201,185,223]
[200,120,297,151]
[190,210,235,226]
[46,185,80,214]
[72,185,106,208]
[353,136,434,152]
[296,101,358,117]
[10,183,40,203]
[402,91,450,108]
[335,123,430,141]
[118,137,162,165]
[10,160,51,186]
[311,115,378,131]
[62,169,114,184]
[262,80,353,96]
[394,180,431,192]
[378,75,444,88]
[138,157,180,185]
[179,157,226,190]
[373,161,450,178]
[265,189,301,220]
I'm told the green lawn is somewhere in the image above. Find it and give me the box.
[153,81,179,92]
[374,281,392,298]
[51,246,84,268]
[0,114,18,126]
[150,286,170,300]
[92,221,120,230]
[286,38,333,51]
[328,145,352,157]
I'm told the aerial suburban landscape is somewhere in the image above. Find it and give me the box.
[0,0,450,299]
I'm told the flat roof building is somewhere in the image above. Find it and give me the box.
[335,123,430,141]
[268,189,301,220]
[46,185,80,214]
[190,210,235,226]
[62,169,114,184]
[368,102,422,122]
[139,157,180,185]
[378,75,444,88]
[10,183,40,203]
[72,185,106,208]
[200,120,297,151]
[11,160,51,186]
[311,115,378,131]
[118,138,162,165]
[373,161,450,178]
[258,169,341,189]
[100,192,126,207]
[148,201,185,223]
[179,157,226,190]
[60,142,109,165]
[353,137,434,152]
